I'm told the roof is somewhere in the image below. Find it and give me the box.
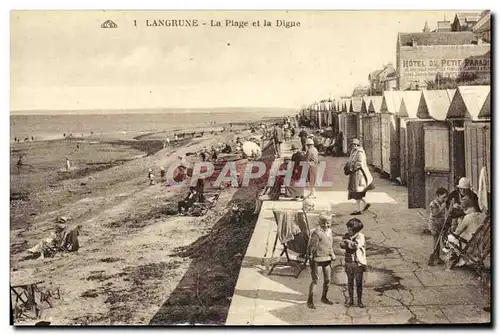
[361,96,371,114]
[350,97,363,113]
[472,10,491,34]
[369,69,383,80]
[382,71,397,81]
[455,12,482,25]
[398,31,478,46]
[447,85,490,120]
[380,91,404,115]
[417,90,455,121]
[368,96,383,114]
[478,91,491,118]
[344,99,352,113]
[399,91,423,118]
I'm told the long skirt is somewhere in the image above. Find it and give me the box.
[307,165,318,188]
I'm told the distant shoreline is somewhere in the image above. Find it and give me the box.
[10,107,298,116]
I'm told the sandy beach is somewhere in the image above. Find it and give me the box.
[10,119,279,325]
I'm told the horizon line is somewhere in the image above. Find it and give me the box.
[10,106,300,115]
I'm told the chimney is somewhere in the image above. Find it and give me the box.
[412,38,417,47]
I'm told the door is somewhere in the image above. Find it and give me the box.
[390,115,400,179]
[372,116,382,170]
[357,114,363,145]
[363,117,373,165]
[381,114,391,174]
[451,121,466,189]
[346,114,358,144]
[424,125,450,209]
[399,118,407,184]
[407,121,428,208]
[465,121,491,192]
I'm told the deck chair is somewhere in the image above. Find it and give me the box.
[268,210,311,278]
[444,214,491,270]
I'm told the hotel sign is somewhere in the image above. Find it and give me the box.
[402,58,490,79]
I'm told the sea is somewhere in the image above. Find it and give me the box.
[10,109,295,141]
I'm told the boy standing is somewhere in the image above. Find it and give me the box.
[306,213,335,309]
[428,187,448,266]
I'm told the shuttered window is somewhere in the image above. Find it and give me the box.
[424,126,449,172]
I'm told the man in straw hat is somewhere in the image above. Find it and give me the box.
[447,177,481,214]
[305,138,319,199]
[444,177,481,233]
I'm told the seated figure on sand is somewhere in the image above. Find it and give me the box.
[178,186,203,215]
[27,224,81,260]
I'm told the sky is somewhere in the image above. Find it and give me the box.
[10,10,462,111]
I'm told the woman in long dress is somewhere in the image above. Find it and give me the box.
[346,139,374,215]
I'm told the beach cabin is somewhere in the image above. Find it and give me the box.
[380,91,404,179]
[330,100,340,135]
[447,86,491,195]
[350,97,363,144]
[338,99,348,155]
[343,99,358,152]
[361,96,373,164]
[368,96,384,171]
[398,91,422,189]
[416,89,456,208]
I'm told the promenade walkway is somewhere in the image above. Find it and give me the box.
[226,139,490,325]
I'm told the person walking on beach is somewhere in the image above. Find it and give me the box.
[340,218,367,308]
[306,213,335,309]
[17,154,23,170]
[148,168,155,185]
[65,158,71,171]
[345,139,373,215]
[160,167,166,182]
[305,138,319,199]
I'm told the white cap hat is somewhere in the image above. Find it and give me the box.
[457,177,471,189]
[306,138,314,145]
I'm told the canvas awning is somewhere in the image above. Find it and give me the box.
[398,91,423,118]
[349,97,363,113]
[417,89,456,121]
[380,91,404,115]
[446,86,490,120]
[360,96,371,114]
[478,91,491,118]
[368,96,383,114]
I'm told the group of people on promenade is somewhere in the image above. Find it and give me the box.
[426,176,488,268]
[270,121,489,310]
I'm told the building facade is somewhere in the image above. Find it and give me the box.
[368,63,396,95]
[451,12,482,32]
[396,31,490,90]
[472,10,491,43]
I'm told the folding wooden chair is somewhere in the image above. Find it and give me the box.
[445,215,491,270]
[268,210,311,278]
